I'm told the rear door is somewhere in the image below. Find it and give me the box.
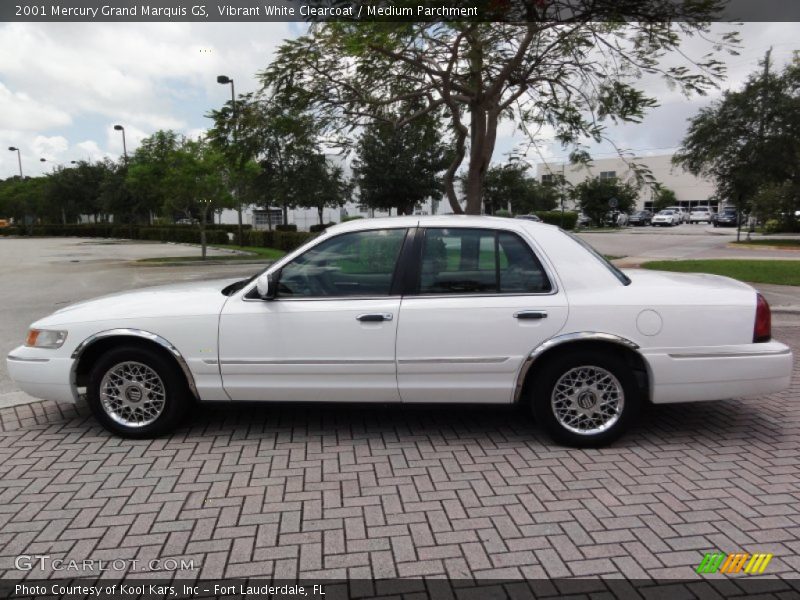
[396,226,568,404]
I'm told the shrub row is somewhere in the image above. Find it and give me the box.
[237,229,317,251]
[0,224,228,245]
[535,211,578,230]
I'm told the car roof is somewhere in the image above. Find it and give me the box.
[324,214,558,235]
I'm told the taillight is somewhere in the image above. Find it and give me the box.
[754,293,771,343]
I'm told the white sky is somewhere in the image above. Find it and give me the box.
[0,21,798,179]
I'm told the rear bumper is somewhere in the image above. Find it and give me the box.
[6,346,76,403]
[643,341,793,403]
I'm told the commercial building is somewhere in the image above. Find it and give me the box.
[536,154,717,212]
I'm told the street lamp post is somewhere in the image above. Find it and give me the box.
[217,74,243,245]
[8,146,23,177]
[113,125,128,163]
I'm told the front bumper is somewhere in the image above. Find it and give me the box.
[643,341,793,404]
[6,345,76,403]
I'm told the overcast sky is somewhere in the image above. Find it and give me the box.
[0,22,798,179]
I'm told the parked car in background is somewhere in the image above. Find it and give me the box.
[577,213,592,227]
[515,214,542,222]
[689,206,715,224]
[714,207,739,227]
[0,219,10,228]
[652,210,680,227]
[665,206,689,223]
[628,210,653,226]
[8,216,792,447]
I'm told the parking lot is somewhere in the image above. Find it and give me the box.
[0,234,798,584]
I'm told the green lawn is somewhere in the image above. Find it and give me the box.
[140,245,286,263]
[732,239,800,248]
[640,259,800,286]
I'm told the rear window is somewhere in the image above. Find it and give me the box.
[565,232,631,286]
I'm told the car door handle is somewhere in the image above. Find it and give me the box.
[514,310,548,320]
[356,313,393,322]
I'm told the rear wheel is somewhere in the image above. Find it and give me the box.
[531,352,640,447]
[87,346,191,438]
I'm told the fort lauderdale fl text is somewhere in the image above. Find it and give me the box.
[44,3,479,18]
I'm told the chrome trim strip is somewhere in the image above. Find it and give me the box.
[7,355,50,363]
[398,357,510,365]
[512,332,641,403]
[219,359,395,366]
[70,328,199,401]
[668,349,792,359]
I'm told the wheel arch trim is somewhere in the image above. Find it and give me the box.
[70,328,199,401]
[513,332,642,403]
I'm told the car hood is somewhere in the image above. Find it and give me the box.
[625,269,754,297]
[34,278,242,327]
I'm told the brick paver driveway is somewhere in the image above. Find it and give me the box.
[1,327,798,584]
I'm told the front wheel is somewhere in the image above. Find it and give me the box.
[87,346,192,438]
[530,352,641,447]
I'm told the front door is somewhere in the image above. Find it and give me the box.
[219,227,409,402]
[396,226,568,404]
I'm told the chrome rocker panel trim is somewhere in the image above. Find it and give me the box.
[70,328,199,402]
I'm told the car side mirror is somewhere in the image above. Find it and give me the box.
[255,271,277,300]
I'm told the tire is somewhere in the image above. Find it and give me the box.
[87,346,192,438]
[530,351,641,447]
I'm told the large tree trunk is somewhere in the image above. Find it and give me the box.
[318,205,324,224]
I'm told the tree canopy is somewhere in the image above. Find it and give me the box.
[572,176,638,226]
[261,5,737,214]
[674,50,800,232]
[353,110,449,215]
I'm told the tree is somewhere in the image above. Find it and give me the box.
[295,156,352,224]
[353,112,449,215]
[652,185,677,212]
[261,4,736,214]
[207,93,268,242]
[481,163,558,215]
[161,137,233,259]
[674,50,800,237]
[572,177,638,226]
[126,130,181,224]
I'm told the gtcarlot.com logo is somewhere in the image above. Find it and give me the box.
[15,555,198,572]
[696,552,773,575]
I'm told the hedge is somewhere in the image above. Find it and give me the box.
[0,224,228,246]
[238,229,317,251]
[534,211,578,230]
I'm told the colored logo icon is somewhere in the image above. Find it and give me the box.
[696,552,773,574]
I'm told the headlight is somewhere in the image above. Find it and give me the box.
[25,329,68,349]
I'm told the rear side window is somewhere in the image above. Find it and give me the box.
[418,228,552,295]
[566,232,631,286]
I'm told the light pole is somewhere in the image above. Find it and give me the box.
[217,74,242,245]
[113,125,128,163]
[8,146,23,177]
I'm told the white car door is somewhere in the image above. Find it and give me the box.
[218,227,409,403]
[396,226,568,404]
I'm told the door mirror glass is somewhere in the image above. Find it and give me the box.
[255,272,277,300]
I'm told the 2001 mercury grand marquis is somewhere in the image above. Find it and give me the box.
[6,216,793,446]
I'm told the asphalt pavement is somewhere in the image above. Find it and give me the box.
[1,232,799,409]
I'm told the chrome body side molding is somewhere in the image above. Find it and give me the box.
[70,328,199,401]
[512,332,641,403]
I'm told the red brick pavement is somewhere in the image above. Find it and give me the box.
[0,328,798,582]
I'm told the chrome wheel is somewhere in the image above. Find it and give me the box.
[551,366,624,435]
[99,361,166,428]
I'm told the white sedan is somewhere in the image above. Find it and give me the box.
[7,216,793,447]
[652,210,681,226]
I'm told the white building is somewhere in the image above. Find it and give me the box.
[536,154,717,212]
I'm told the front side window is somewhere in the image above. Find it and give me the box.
[278,229,406,298]
[418,228,552,295]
